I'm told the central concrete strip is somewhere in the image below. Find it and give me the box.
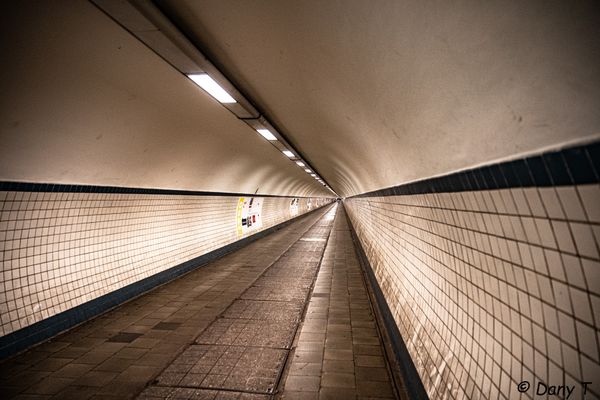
[137,206,338,399]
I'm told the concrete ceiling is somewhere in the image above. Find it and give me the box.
[157,0,600,197]
[2,1,598,198]
[0,1,331,197]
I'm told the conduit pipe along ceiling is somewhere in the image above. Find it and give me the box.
[92,0,336,196]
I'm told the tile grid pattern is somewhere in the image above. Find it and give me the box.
[345,183,600,399]
[0,205,334,399]
[0,191,329,338]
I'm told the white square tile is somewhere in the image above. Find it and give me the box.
[570,287,593,325]
[521,217,541,246]
[534,219,557,249]
[537,275,554,303]
[538,188,565,219]
[500,190,517,215]
[581,259,600,296]
[509,217,527,242]
[581,354,600,384]
[561,343,581,379]
[546,333,562,366]
[556,186,587,221]
[577,185,600,223]
[550,220,576,254]
[490,191,507,214]
[481,192,498,213]
[570,222,599,259]
[542,303,559,335]
[562,254,587,290]
[592,225,600,258]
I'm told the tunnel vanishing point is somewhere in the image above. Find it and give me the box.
[1,1,600,399]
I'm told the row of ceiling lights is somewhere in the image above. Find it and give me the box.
[188,73,334,192]
[92,0,335,196]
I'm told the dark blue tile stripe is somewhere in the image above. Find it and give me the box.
[352,141,599,199]
[345,206,430,400]
[0,182,320,199]
[0,205,328,360]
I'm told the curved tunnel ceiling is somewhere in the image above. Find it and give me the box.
[0,1,331,197]
[156,0,600,197]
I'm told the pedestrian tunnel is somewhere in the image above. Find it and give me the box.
[1,1,599,399]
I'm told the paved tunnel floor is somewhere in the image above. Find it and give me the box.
[0,204,399,400]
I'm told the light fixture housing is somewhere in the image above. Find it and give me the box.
[256,129,277,141]
[282,150,294,158]
[188,74,236,103]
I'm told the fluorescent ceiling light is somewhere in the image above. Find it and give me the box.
[188,74,236,103]
[256,129,277,141]
[296,161,305,167]
[304,169,311,173]
[282,150,294,158]
[311,174,316,177]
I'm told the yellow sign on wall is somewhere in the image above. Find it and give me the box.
[236,197,264,238]
[236,197,245,237]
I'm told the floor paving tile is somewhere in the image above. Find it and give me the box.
[153,344,287,393]
[24,377,74,395]
[321,372,355,388]
[355,366,390,382]
[74,371,118,387]
[279,392,318,400]
[288,362,322,377]
[51,385,99,399]
[322,360,354,374]
[12,395,52,400]
[195,318,297,349]
[52,363,94,378]
[318,387,356,400]
[29,358,73,373]
[283,375,320,392]
[323,349,353,361]
[355,355,385,368]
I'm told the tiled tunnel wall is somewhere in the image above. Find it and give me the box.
[0,184,331,355]
[345,142,600,399]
